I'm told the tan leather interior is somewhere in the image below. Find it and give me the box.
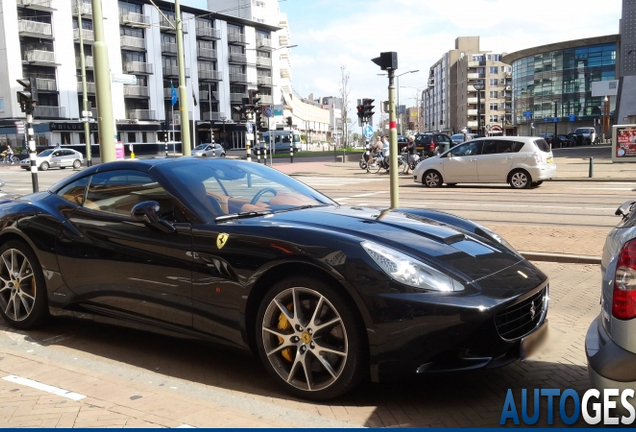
[206,191,315,215]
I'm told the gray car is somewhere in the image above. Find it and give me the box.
[21,148,83,171]
[586,199,636,398]
[192,143,226,158]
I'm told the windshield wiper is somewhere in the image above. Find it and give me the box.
[215,210,272,222]
[273,204,330,214]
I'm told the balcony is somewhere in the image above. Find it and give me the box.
[197,47,216,59]
[123,61,153,75]
[123,85,150,98]
[24,50,55,65]
[198,69,222,81]
[76,55,94,69]
[256,57,272,67]
[229,53,247,64]
[163,66,190,78]
[467,73,485,80]
[230,93,247,104]
[35,78,57,91]
[17,0,54,12]
[201,112,221,121]
[468,60,485,67]
[160,18,188,33]
[229,73,247,83]
[34,106,65,118]
[126,109,155,120]
[198,90,218,101]
[228,32,246,45]
[279,33,288,47]
[18,20,53,38]
[162,41,177,54]
[73,28,94,43]
[72,0,92,16]
[466,120,478,128]
[120,36,145,51]
[77,81,96,93]
[257,76,272,86]
[260,95,273,105]
[196,25,221,40]
[256,37,273,50]
[467,97,478,104]
[467,109,478,116]
[120,11,150,28]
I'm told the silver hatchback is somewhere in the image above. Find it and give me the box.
[586,199,636,395]
[21,148,83,171]
[192,143,226,158]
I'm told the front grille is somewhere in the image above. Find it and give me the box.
[495,287,547,340]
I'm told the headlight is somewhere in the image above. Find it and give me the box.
[361,241,464,292]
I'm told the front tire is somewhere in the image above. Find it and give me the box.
[0,240,49,329]
[423,170,443,188]
[72,159,82,169]
[255,276,367,401]
[509,169,532,189]
[40,162,49,171]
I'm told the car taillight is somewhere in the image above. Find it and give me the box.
[533,153,542,164]
[430,142,435,151]
[613,239,636,320]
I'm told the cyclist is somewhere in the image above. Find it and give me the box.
[5,145,14,163]
[402,135,418,174]
[368,136,383,166]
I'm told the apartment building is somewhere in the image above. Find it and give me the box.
[421,36,511,136]
[0,0,279,154]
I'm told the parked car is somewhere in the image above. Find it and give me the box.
[20,149,83,171]
[413,136,556,189]
[414,133,454,157]
[537,133,555,145]
[553,134,575,148]
[397,135,409,152]
[451,133,477,145]
[573,127,599,145]
[192,143,226,158]
[0,157,549,400]
[586,199,636,401]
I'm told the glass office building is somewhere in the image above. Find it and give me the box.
[502,35,619,135]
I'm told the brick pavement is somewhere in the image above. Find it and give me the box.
[0,261,602,428]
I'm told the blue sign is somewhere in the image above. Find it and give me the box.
[246,123,253,134]
[523,110,533,118]
[552,117,559,123]
[264,107,272,118]
[363,125,374,139]
[543,116,550,123]
[569,114,576,121]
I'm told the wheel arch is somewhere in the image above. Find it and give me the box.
[244,261,372,356]
[507,167,532,184]
[422,169,443,186]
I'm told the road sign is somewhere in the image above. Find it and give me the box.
[14,121,24,135]
[264,106,272,118]
[523,110,533,118]
[246,123,253,134]
[543,116,550,122]
[112,74,137,85]
[363,125,374,139]
[82,110,93,117]
[552,117,559,123]
[569,114,576,121]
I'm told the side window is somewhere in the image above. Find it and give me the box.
[57,177,89,206]
[52,151,61,157]
[85,170,181,220]
[451,141,482,156]
[450,143,469,157]
[482,140,499,154]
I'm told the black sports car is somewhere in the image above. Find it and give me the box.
[0,158,549,400]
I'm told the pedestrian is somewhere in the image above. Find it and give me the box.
[461,128,469,142]
[403,135,417,174]
[54,143,61,149]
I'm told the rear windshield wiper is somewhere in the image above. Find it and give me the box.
[216,210,272,222]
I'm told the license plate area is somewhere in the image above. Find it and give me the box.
[521,319,548,360]
[547,157,553,163]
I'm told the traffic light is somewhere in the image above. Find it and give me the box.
[356,104,364,121]
[16,78,38,114]
[249,89,261,106]
[286,116,293,128]
[363,99,375,122]
[255,104,262,131]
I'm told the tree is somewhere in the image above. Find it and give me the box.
[339,66,351,148]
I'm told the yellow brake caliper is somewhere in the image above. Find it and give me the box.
[277,303,294,362]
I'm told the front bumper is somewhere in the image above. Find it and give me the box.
[586,315,636,389]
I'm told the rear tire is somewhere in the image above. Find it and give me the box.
[423,170,443,188]
[255,276,367,401]
[509,169,532,189]
[72,159,82,169]
[39,162,49,171]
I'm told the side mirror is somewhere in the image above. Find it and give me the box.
[131,201,176,233]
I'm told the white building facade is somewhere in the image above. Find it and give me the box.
[0,0,280,154]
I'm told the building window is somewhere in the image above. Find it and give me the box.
[490,103,498,110]
[490,79,498,85]
[490,66,498,74]
[490,115,499,122]
[487,55,491,61]
[489,91,498,98]
[494,54,501,61]
[142,132,148,143]
[127,132,137,143]
[0,98,4,111]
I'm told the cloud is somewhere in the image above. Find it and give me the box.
[282,0,622,128]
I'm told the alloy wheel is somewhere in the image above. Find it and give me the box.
[425,171,441,187]
[261,287,348,392]
[511,172,529,189]
[0,249,36,322]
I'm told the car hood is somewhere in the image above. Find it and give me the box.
[242,206,534,284]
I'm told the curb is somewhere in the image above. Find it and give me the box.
[519,251,601,265]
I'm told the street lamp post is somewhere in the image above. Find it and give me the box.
[379,70,418,135]
[473,81,485,137]
[553,98,560,146]
[220,115,227,147]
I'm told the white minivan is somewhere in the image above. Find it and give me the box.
[412,136,556,189]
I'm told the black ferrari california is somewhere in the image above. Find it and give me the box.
[0,158,549,400]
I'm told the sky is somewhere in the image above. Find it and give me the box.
[279,0,622,126]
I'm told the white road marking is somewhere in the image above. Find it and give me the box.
[578,187,635,191]
[2,375,86,401]
[351,191,389,198]
[177,424,195,428]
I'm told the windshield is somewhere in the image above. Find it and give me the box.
[574,128,590,134]
[293,134,301,143]
[194,144,208,151]
[38,150,54,157]
[451,134,464,140]
[167,160,336,220]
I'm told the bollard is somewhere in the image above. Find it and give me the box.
[290,146,294,163]
[589,157,594,178]
[342,147,345,163]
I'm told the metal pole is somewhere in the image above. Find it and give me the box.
[396,75,400,135]
[26,113,39,193]
[171,103,175,155]
[91,0,116,162]
[477,89,481,137]
[175,0,190,156]
[554,100,558,146]
[77,0,92,167]
[589,157,594,178]
[388,69,399,209]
